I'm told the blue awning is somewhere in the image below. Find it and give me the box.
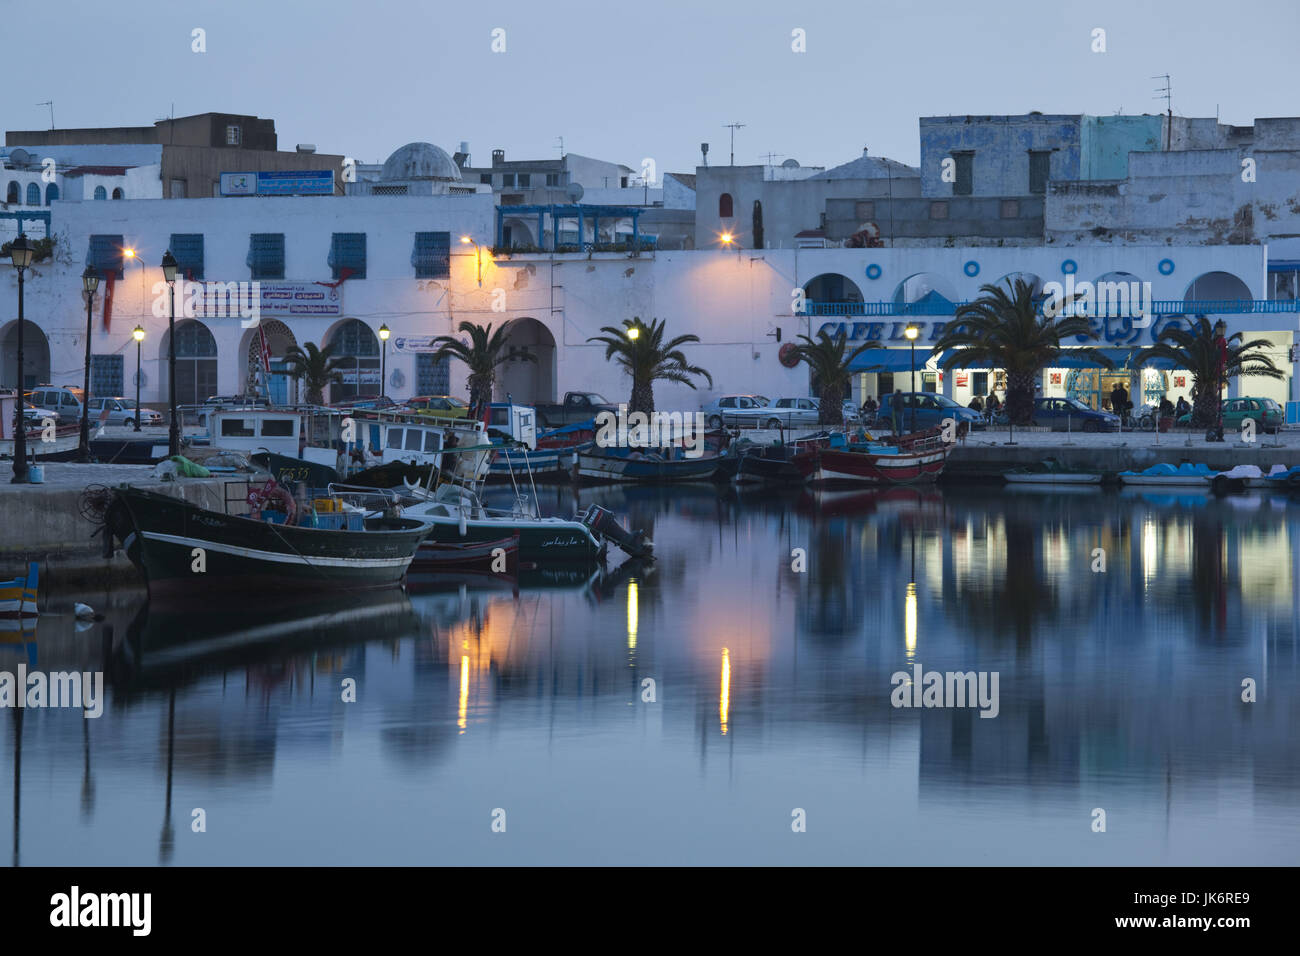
[934,348,1178,371]
[848,348,932,373]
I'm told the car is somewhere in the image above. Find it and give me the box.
[702,394,771,429]
[873,392,982,433]
[87,396,163,427]
[21,402,47,429]
[1030,397,1121,432]
[406,395,470,418]
[24,385,86,424]
[757,397,822,429]
[1177,396,1284,434]
[842,399,861,423]
[330,394,397,411]
[204,394,270,408]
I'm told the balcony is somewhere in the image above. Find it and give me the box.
[805,299,1300,317]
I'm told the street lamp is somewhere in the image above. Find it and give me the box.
[460,236,482,287]
[79,266,100,462]
[8,235,34,483]
[904,324,920,433]
[161,250,179,456]
[378,324,390,399]
[132,326,146,431]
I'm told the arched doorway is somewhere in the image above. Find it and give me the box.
[1184,271,1252,305]
[161,320,218,405]
[893,272,958,313]
[243,320,298,405]
[0,321,50,389]
[496,318,556,404]
[803,273,864,309]
[326,319,379,402]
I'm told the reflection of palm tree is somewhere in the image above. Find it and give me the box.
[159,690,175,865]
[1189,514,1228,637]
[11,709,21,868]
[801,523,861,643]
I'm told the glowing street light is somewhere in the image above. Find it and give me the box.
[460,235,482,287]
[131,325,146,431]
[904,324,920,433]
[378,324,390,398]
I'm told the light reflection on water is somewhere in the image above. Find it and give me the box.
[4,484,1298,865]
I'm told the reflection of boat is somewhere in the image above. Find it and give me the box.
[1118,463,1215,487]
[102,486,429,596]
[1005,458,1104,485]
[577,446,722,483]
[111,589,418,691]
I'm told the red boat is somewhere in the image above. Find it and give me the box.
[795,428,950,485]
[411,533,520,572]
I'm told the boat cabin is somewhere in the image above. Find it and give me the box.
[488,403,537,450]
[209,407,345,468]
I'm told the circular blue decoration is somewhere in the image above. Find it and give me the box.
[963,260,980,277]
[1061,259,1077,275]
[865,263,882,280]
[1158,258,1175,276]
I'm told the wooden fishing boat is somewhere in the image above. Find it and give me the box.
[101,485,430,597]
[486,444,585,482]
[411,532,520,572]
[799,429,949,485]
[576,446,721,483]
[1004,458,1104,485]
[0,562,38,628]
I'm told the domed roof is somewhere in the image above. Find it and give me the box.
[381,143,462,182]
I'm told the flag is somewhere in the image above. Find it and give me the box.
[258,323,272,373]
[101,270,116,332]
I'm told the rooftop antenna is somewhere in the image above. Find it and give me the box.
[1152,74,1171,150]
[36,101,53,130]
[760,152,783,165]
[555,136,564,158]
[700,142,709,168]
[724,122,745,165]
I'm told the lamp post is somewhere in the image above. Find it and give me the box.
[378,324,390,400]
[161,251,179,456]
[8,235,34,484]
[1212,319,1227,442]
[79,266,100,461]
[904,324,920,434]
[627,323,641,413]
[460,236,482,287]
[132,326,145,431]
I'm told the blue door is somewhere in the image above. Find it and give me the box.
[269,359,290,406]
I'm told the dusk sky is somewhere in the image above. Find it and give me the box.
[11,0,1300,174]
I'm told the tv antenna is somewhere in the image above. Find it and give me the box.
[1152,74,1172,149]
[36,101,53,129]
[555,136,564,158]
[724,122,745,165]
[759,152,783,165]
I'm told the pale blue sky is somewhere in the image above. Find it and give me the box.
[12,0,1299,175]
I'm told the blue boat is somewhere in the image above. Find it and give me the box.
[1117,462,1216,487]
[576,446,721,483]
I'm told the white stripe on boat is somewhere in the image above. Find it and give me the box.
[140,532,413,568]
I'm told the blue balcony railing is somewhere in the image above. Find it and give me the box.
[804,299,1300,317]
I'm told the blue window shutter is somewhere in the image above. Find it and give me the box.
[248,233,284,279]
[90,355,124,395]
[25,183,39,205]
[88,235,125,279]
[412,232,450,278]
[93,185,107,200]
[329,233,366,279]
[45,183,58,204]
[170,234,205,281]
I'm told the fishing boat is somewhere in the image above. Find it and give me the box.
[1004,458,1105,485]
[576,445,721,483]
[735,435,830,485]
[799,429,950,485]
[486,444,583,482]
[0,563,38,629]
[1117,463,1216,487]
[99,484,430,597]
[412,532,520,573]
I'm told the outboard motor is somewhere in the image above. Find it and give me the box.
[580,505,653,559]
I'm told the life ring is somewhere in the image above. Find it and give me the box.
[778,342,800,368]
[248,479,297,524]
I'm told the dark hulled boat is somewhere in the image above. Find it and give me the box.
[103,486,429,597]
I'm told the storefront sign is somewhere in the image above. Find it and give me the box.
[251,281,342,317]
[220,170,335,196]
[817,313,1198,348]
[391,335,442,354]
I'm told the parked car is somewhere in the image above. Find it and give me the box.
[702,394,771,429]
[755,397,822,429]
[21,402,46,429]
[534,391,618,428]
[87,396,163,427]
[1176,396,1284,434]
[874,392,982,433]
[205,394,270,408]
[1030,397,1121,432]
[842,399,861,423]
[24,385,86,424]
[406,395,470,418]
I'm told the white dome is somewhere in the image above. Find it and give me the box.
[380,143,462,182]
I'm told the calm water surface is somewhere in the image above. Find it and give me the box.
[5,483,1299,865]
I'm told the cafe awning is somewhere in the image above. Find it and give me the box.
[934,348,1178,371]
[847,348,934,373]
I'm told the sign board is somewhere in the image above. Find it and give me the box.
[219,170,334,196]
[191,280,343,318]
[391,335,443,354]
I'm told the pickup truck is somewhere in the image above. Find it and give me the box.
[534,391,618,428]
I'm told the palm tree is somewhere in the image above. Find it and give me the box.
[790,328,882,426]
[282,341,346,405]
[932,278,1110,425]
[1135,316,1285,428]
[587,317,712,413]
[430,321,532,416]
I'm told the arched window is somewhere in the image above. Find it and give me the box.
[25,183,39,205]
[45,183,58,204]
[93,186,107,200]
[719,193,733,218]
[6,182,19,204]
[111,187,124,200]
[327,319,379,401]
[168,321,219,405]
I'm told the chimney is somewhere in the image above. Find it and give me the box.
[863,147,869,157]
[296,144,316,154]
[492,148,505,165]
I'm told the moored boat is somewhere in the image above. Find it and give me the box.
[1117,463,1216,487]
[101,485,430,597]
[1004,458,1104,485]
[799,429,950,485]
[412,532,520,572]
[577,446,721,483]
[0,562,38,627]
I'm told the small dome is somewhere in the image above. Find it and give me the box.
[381,143,462,182]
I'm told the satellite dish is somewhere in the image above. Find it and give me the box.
[9,148,32,168]
[781,158,799,169]
[566,183,584,203]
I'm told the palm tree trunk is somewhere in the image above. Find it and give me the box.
[630,380,654,415]
[1191,378,1219,428]
[819,383,844,426]
[1005,370,1035,426]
